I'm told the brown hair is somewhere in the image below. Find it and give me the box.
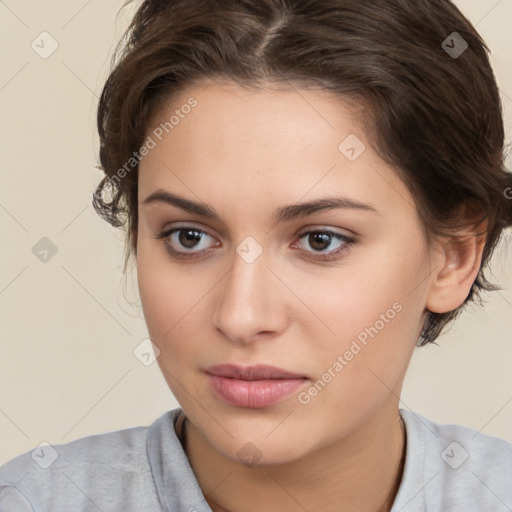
[93,0,512,346]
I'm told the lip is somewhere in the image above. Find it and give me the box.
[205,364,306,380]
[205,364,309,408]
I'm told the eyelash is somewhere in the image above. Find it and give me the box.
[154,226,356,262]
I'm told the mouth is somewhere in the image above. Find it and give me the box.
[205,364,309,408]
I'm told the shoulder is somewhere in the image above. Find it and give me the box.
[0,422,150,479]
[0,410,178,512]
[395,409,512,512]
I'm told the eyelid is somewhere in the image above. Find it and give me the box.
[294,224,356,238]
[155,222,219,242]
[156,220,355,240]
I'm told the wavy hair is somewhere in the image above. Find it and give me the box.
[92,0,512,346]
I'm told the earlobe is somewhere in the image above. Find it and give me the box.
[425,224,487,314]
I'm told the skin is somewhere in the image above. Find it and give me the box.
[134,79,486,512]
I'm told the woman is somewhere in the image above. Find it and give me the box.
[1,0,511,510]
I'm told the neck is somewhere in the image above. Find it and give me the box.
[179,406,406,512]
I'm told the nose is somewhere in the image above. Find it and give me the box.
[210,250,288,346]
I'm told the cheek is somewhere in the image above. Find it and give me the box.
[292,237,427,400]
[136,240,223,378]
[287,238,426,350]
[136,250,212,403]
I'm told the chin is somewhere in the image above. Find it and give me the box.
[222,437,308,467]
[197,414,314,466]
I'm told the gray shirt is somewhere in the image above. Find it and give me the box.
[1,407,511,511]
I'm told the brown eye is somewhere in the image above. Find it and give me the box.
[307,232,333,251]
[298,230,348,253]
[178,229,204,249]
[155,226,218,258]
[295,229,356,261]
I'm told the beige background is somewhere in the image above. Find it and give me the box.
[1,0,511,464]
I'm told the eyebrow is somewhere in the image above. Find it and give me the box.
[142,189,381,223]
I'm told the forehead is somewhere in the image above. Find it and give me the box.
[138,80,416,221]
[148,79,366,147]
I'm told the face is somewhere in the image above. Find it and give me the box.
[135,80,434,464]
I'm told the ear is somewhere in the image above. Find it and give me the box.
[426,215,487,314]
